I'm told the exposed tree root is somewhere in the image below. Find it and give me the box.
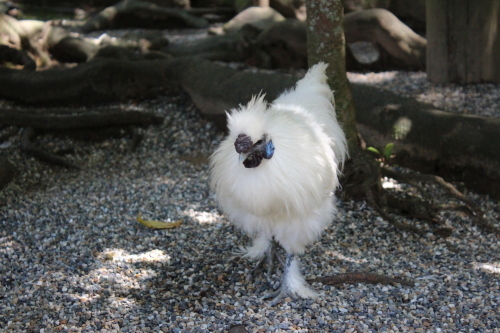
[0,107,164,129]
[342,147,424,235]
[20,127,80,169]
[0,156,15,190]
[385,194,453,238]
[0,126,19,143]
[80,0,209,33]
[342,147,497,237]
[0,45,36,70]
[2,106,163,182]
[381,166,499,235]
[127,128,144,153]
[310,272,415,287]
[344,8,427,70]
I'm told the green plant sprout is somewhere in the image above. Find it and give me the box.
[367,142,394,165]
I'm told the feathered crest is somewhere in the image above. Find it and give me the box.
[246,92,267,109]
[236,92,267,114]
[225,92,269,140]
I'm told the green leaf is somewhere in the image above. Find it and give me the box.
[383,143,394,160]
[367,147,381,155]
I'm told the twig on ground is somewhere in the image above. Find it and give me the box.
[310,272,415,287]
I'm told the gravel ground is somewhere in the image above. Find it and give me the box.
[1,28,499,332]
[1,83,499,332]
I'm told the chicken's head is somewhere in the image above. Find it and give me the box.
[234,133,274,168]
[226,94,275,169]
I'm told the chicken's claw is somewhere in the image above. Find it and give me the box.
[263,284,294,306]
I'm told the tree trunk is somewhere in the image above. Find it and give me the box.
[426,0,500,83]
[306,0,358,148]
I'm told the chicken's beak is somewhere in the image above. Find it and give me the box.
[239,153,247,163]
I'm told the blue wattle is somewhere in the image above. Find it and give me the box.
[263,140,275,159]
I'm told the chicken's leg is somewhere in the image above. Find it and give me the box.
[264,253,319,306]
[251,240,284,284]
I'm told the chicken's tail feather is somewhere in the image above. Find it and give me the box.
[302,62,329,84]
[295,62,332,99]
[272,61,348,169]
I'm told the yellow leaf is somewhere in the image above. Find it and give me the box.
[136,214,181,229]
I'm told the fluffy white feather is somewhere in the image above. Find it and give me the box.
[210,62,347,299]
[284,257,319,299]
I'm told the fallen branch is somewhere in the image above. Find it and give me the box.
[310,272,415,287]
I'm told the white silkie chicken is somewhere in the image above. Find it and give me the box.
[210,62,347,304]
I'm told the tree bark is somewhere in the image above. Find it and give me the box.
[426,0,500,83]
[306,0,358,148]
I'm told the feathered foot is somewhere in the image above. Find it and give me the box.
[251,240,284,284]
[231,237,284,284]
[264,254,319,306]
[229,235,271,261]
